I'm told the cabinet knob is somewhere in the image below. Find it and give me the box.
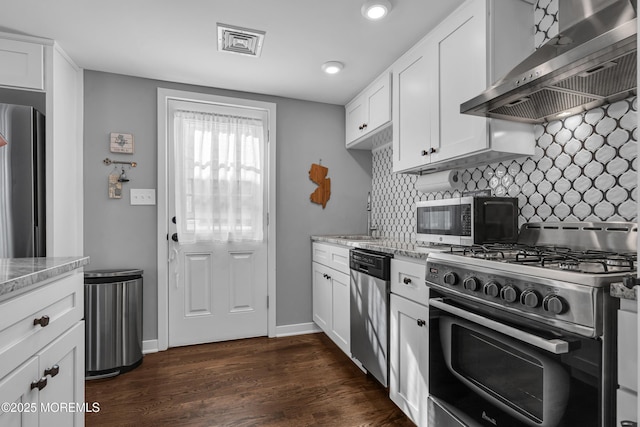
[430,147,437,154]
[362,123,367,129]
[33,315,50,328]
[44,365,60,378]
[30,377,48,391]
[403,277,412,285]
[421,150,429,156]
[417,319,426,327]
[323,273,331,280]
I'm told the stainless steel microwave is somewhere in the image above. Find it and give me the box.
[416,197,518,246]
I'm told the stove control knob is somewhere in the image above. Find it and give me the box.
[543,295,567,315]
[521,289,541,308]
[483,281,501,298]
[463,277,480,292]
[500,285,519,303]
[443,272,459,286]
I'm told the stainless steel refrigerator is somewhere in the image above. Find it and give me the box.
[0,103,46,258]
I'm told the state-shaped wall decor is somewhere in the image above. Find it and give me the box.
[309,163,331,209]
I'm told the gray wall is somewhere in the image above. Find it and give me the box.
[83,70,372,340]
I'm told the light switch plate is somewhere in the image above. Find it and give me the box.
[130,188,156,205]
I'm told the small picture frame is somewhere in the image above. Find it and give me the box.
[110,132,134,154]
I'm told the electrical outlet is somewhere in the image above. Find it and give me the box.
[130,189,156,205]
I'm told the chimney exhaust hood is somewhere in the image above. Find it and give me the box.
[461,0,637,124]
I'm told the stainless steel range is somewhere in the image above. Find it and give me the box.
[426,222,637,427]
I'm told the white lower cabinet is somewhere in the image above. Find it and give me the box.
[389,257,429,425]
[390,294,429,425]
[617,298,638,426]
[0,271,85,427]
[312,242,351,356]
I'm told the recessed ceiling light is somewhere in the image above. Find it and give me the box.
[322,61,344,74]
[361,0,392,20]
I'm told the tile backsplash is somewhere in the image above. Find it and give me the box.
[371,97,637,242]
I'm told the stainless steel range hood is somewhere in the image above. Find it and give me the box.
[461,0,637,124]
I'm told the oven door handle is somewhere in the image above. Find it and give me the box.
[429,298,570,354]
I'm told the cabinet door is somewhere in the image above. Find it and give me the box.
[38,322,84,427]
[366,73,391,134]
[392,37,435,173]
[0,357,39,427]
[0,39,44,90]
[345,98,366,145]
[330,271,351,356]
[431,0,488,163]
[312,262,333,334]
[389,294,429,425]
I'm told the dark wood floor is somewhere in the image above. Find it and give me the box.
[85,333,414,426]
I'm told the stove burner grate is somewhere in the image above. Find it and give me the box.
[449,244,636,274]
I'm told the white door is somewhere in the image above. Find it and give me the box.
[167,99,270,347]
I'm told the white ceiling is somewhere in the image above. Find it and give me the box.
[0,0,466,105]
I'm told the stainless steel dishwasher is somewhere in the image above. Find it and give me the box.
[350,248,392,387]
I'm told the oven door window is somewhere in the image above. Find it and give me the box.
[452,324,544,422]
[417,205,466,236]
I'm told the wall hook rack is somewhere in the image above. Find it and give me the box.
[103,158,137,167]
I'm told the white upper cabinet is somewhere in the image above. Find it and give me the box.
[0,39,44,90]
[392,0,535,174]
[345,72,391,149]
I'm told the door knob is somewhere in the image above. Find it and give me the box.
[171,233,179,242]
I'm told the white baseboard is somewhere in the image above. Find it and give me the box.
[276,322,322,337]
[143,324,320,352]
[142,339,159,354]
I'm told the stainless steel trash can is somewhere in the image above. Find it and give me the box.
[84,269,143,379]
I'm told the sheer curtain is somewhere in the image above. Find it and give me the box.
[173,109,265,243]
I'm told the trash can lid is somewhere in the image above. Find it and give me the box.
[84,268,143,278]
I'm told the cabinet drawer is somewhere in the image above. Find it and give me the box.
[391,259,428,304]
[618,308,637,392]
[312,242,350,275]
[0,39,44,90]
[0,272,83,379]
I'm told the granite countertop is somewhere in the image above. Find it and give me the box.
[311,235,450,259]
[611,282,636,300]
[0,257,91,302]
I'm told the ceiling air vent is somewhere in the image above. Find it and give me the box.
[217,23,265,57]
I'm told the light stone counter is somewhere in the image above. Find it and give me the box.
[0,257,90,302]
[311,235,450,259]
[611,282,636,300]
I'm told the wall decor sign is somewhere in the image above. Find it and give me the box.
[110,132,134,153]
[309,163,331,208]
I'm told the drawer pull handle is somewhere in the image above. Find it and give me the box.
[403,277,412,285]
[33,315,50,327]
[30,377,47,391]
[417,319,426,327]
[44,365,60,378]
[621,422,638,427]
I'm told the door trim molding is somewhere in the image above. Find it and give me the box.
[156,87,277,351]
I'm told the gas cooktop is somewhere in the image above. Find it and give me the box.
[447,243,636,275]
